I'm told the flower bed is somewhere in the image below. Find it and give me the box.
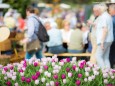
[0,55,115,86]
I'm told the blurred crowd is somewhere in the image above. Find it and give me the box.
[0,6,88,54]
[1,3,115,68]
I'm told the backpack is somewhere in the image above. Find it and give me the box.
[33,17,49,42]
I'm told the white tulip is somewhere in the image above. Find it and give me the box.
[75,68,79,72]
[47,73,51,77]
[35,80,39,85]
[52,62,55,67]
[50,81,54,86]
[84,78,87,82]
[41,78,45,82]
[46,83,50,86]
[85,72,89,77]
[4,76,7,80]
[20,72,24,76]
[88,77,92,81]
[59,62,64,66]
[12,76,16,81]
[104,79,108,84]
[39,69,43,73]
[63,79,66,84]
[44,71,48,76]
[111,76,114,79]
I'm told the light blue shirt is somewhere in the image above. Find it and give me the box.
[26,14,39,42]
[96,12,113,44]
[47,28,63,47]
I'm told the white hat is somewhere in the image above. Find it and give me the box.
[0,27,10,42]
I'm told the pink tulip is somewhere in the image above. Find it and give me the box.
[72,65,76,70]
[61,74,66,79]
[33,62,38,67]
[4,67,8,72]
[52,59,55,62]
[76,80,81,86]
[60,59,64,62]
[26,78,31,83]
[78,74,82,78]
[36,71,40,77]
[32,75,38,81]
[112,70,115,73]
[66,68,70,72]
[23,63,27,67]
[106,84,113,86]
[79,63,84,69]
[66,58,71,62]
[6,81,11,86]
[10,66,13,70]
[53,74,58,79]
[55,81,59,86]
[21,76,26,82]
[44,65,48,70]
[19,69,23,73]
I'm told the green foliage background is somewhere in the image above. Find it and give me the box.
[2,0,106,18]
[3,0,31,18]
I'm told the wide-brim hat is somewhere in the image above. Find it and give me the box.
[0,27,10,42]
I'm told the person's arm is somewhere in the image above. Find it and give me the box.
[101,26,108,44]
[27,18,35,40]
[100,16,108,50]
[20,18,35,44]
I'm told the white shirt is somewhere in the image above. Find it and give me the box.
[96,12,113,44]
[83,31,89,44]
[47,28,63,47]
[61,29,73,43]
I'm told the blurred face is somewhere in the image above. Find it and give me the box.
[26,10,30,16]
[109,7,115,16]
[64,22,70,30]
[81,26,87,32]
[93,8,100,17]
[44,23,51,30]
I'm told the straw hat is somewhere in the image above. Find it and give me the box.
[0,27,10,42]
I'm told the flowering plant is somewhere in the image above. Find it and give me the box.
[0,55,115,86]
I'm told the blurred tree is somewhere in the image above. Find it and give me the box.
[42,0,106,4]
[42,0,61,3]
[3,0,31,18]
